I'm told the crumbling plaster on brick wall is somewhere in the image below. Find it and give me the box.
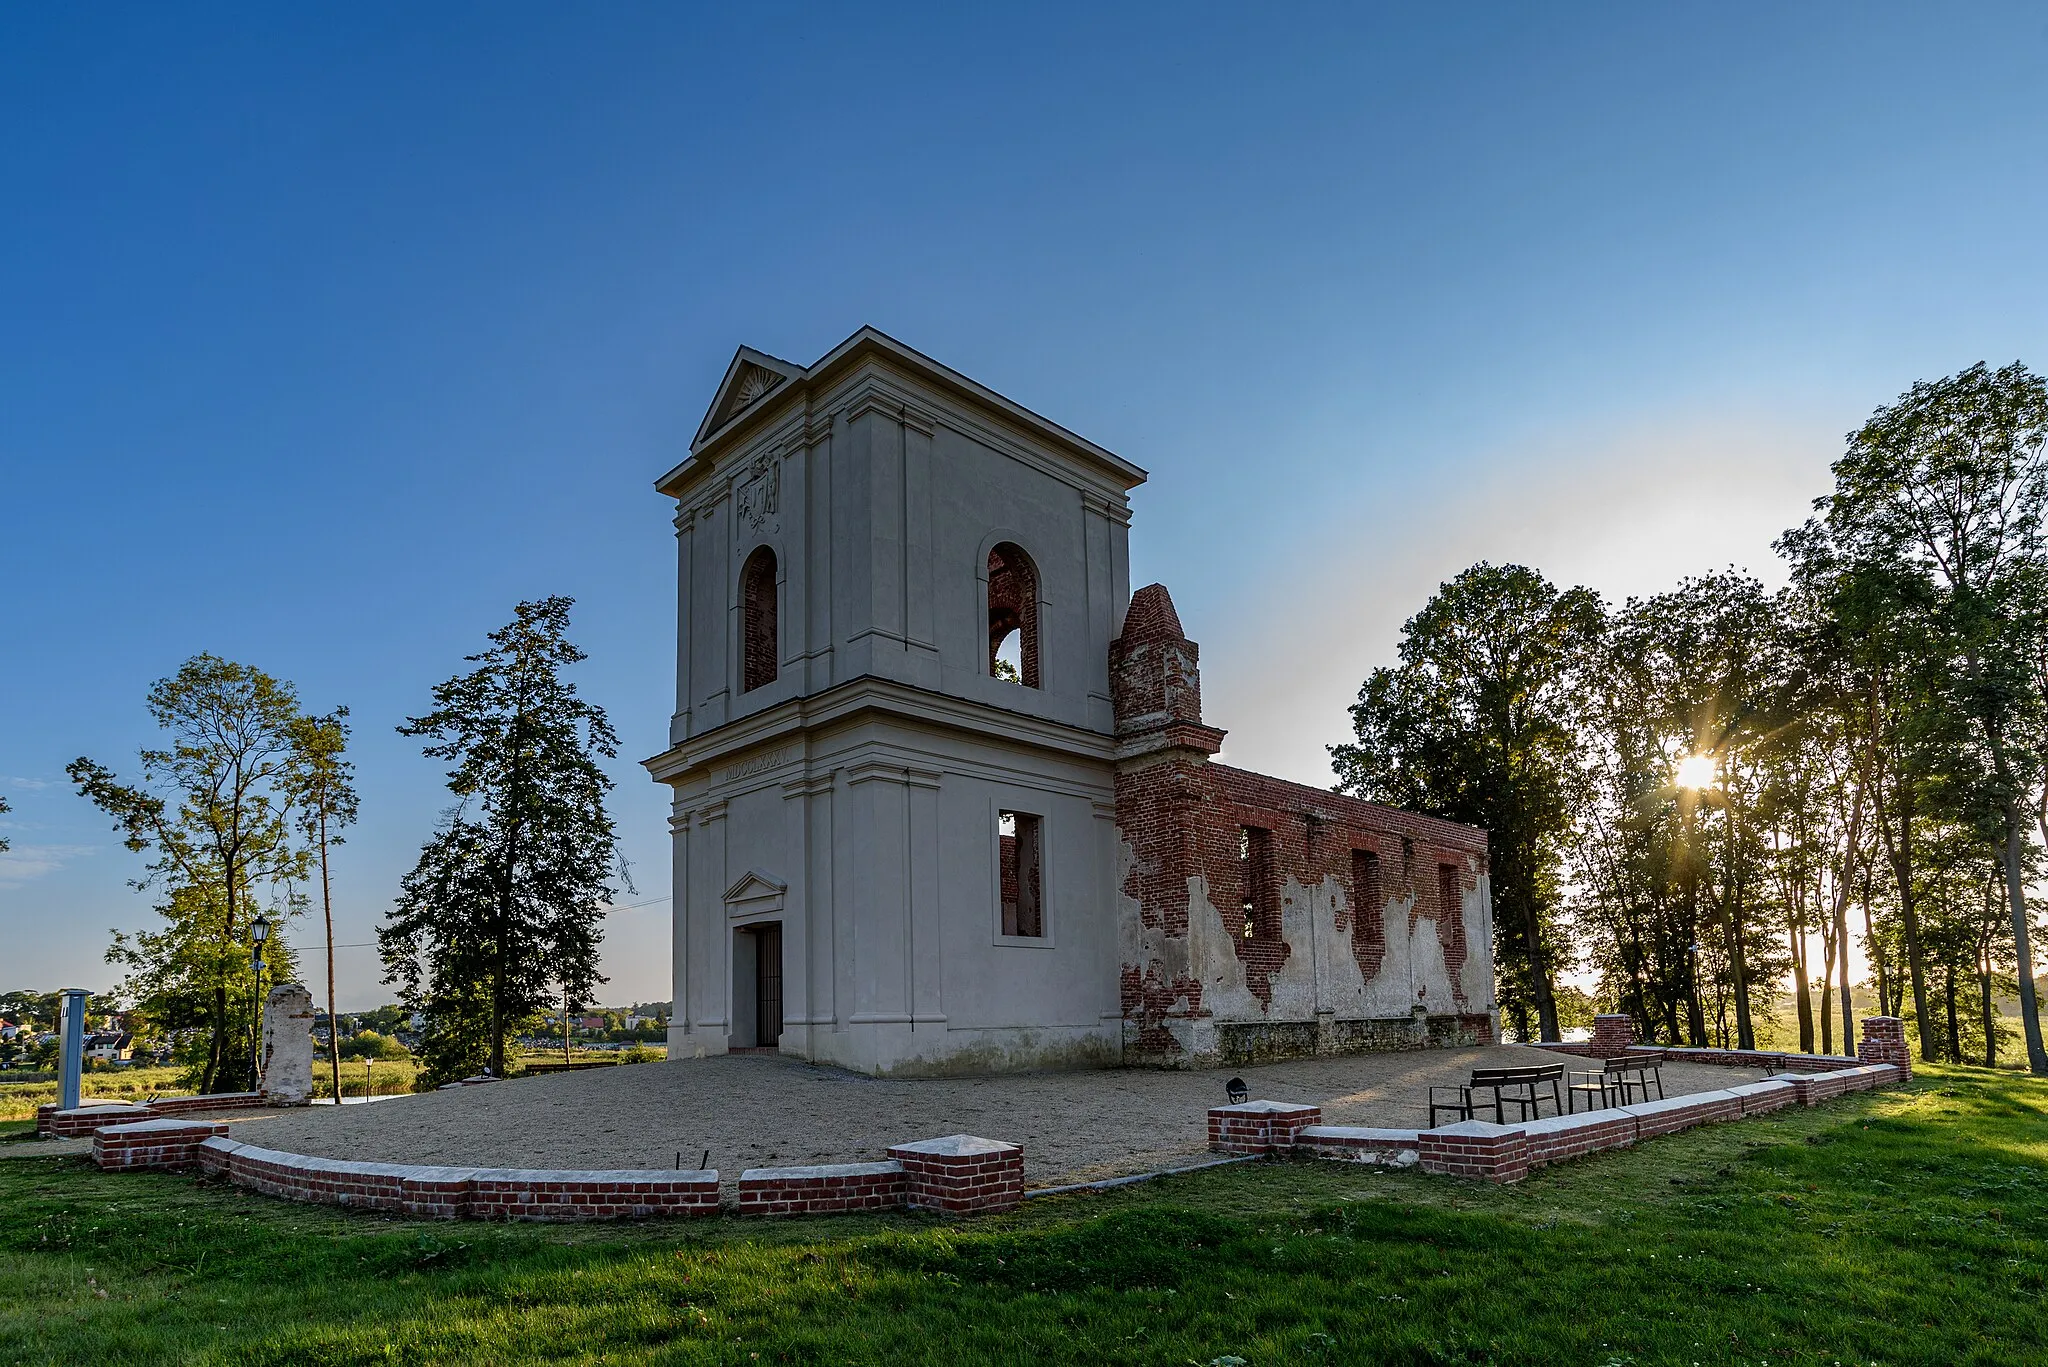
[1141,863,1489,1031]
[1110,580,1496,1065]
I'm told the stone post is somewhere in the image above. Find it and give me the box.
[1207,1100,1322,1154]
[259,983,317,1106]
[887,1135,1024,1214]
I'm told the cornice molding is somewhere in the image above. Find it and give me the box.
[642,675,1117,786]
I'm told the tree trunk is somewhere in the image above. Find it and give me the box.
[1819,976,1834,1055]
[1526,901,1560,1043]
[321,805,341,1104]
[1997,808,2048,1074]
[1981,943,1997,1069]
[1725,794,1755,1050]
[1835,891,1855,1057]
[1888,780,1935,1062]
[1791,910,1815,1055]
[1682,864,1707,1046]
[1944,966,1960,1062]
[1862,868,1888,1029]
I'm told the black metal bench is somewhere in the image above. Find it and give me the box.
[1567,1052,1666,1111]
[1429,1064,1565,1125]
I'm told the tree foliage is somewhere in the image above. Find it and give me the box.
[67,655,309,1092]
[1339,365,2048,1073]
[286,708,357,1105]
[380,597,617,1085]
[1331,563,1602,1042]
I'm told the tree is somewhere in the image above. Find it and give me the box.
[1331,563,1603,1042]
[286,709,357,1106]
[68,656,308,1092]
[380,597,618,1083]
[0,792,11,852]
[1795,363,2048,1075]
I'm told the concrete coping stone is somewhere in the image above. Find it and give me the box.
[1726,1079,1797,1097]
[390,1165,487,1185]
[1296,1126,1419,1143]
[97,1118,224,1136]
[53,1102,152,1119]
[887,1134,1019,1157]
[238,1145,438,1183]
[740,1161,903,1182]
[1422,1119,1522,1139]
[213,1139,718,1187]
[1618,1089,1741,1121]
[469,1168,718,1184]
[1518,1108,1634,1138]
[1210,1100,1318,1116]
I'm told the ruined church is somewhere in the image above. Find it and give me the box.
[644,328,1496,1074]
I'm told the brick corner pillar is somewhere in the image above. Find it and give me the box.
[1857,1016,1912,1080]
[1207,1101,1322,1155]
[1589,1014,1635,1059]
[1416,1120,1530,1183]
[887,1135,1024,1215]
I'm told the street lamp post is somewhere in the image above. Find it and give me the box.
[248,913,271,1093]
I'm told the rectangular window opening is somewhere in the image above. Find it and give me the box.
[1352,849,1381,917]
[1000,811,1043,938]
[1239,826,1274,941]
[1438,862,1461,922]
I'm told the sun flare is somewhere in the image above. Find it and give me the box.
[1674,754,1719,790]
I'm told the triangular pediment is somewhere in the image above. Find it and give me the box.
[723,869,788,904]
[694,347,807,448]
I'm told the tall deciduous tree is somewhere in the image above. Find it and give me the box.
[1797,362,2048,1075]
[287,709,357,1103]
[1331,563,1602,1042]
[381,597,617,1083]
[68,656,308,1092]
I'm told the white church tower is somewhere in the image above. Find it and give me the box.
[644,328,1147,1075]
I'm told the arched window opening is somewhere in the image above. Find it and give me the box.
[741,546,778,693]
[986,542,1040,688]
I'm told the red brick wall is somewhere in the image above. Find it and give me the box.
[741,545,777,692]
[987,543,1040,688]
[1111,582,1491,1062]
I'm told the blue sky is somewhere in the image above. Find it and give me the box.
[4,5,2046,1008]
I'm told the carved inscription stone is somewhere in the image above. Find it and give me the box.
[722,748,790,783]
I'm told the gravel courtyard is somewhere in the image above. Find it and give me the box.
[218,1045,1758,1189]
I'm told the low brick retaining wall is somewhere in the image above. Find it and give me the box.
[1211,1063,1902,1184]
[87,1120,1024,1222]
[1292,1126,1419,1165]
[92,1119,230,1171]
[38,1091,267,1138]
[1529,1016,1916,1081]
[738,1161,907,1216]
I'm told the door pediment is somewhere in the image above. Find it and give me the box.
[724,869,787,916]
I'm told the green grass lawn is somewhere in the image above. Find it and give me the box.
[0,1065,192,1123]
[0,1064,2041,1366]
